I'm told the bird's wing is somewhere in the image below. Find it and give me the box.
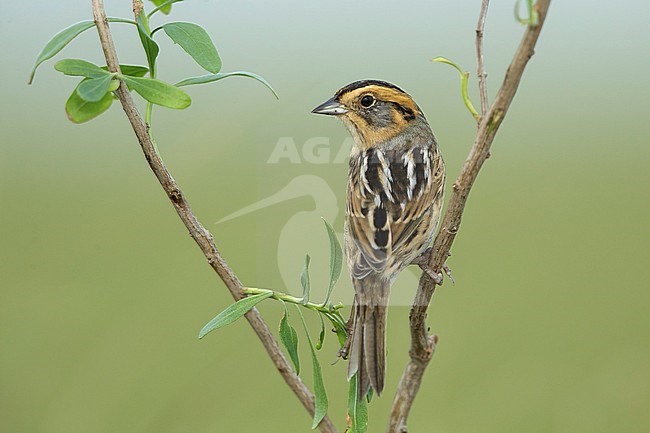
[346,142,444,279]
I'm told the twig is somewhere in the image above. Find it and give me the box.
[476,0,490,118]
[90,1,338,432]
[388,1,551,432]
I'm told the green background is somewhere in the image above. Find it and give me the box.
[1,1,648,432]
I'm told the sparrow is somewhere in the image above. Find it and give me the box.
[312,80,446,398]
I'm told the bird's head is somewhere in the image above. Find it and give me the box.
[312,80,425,149]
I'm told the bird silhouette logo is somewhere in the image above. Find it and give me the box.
[217,174,421,306]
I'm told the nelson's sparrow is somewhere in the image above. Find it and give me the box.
[312,80,446,398]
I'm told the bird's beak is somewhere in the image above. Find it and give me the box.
[311,97,348,115]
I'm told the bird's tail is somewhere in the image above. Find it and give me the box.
[347,274,389,399]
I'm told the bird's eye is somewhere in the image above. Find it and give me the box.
[360,94,375,108]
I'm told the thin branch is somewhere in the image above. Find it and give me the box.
[90,1,338,432]
[476,0,490,117]
[388,1,551,431]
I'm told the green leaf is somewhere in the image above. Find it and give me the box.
[102,65,148,92]
[148,0,177,15]
[324,312,348,348]
[76,74,115,102]
[54,59,110,79]
[137,11,159,74]
[279,307,300,374]
[432,57,480,121]
[121,76,191,109]
[101,64,149,77]
[175,71,279,99]
[29,21,95,84]
[347,374,368,433]
[316,314,326,350]
[198,291,273,339]
[108,79,120,92]
[322,219,343,306]
[515,0,539,26]
[28,18,136,84]
[296,307,328,429]
[65,80,113,124]
[300,254,311,305]
[162,22,222,73]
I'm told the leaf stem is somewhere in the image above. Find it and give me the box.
[433,57,480,121]
[150,26,164,37]
[242,287,344,315]
[461,72,481,121]
[107,17,138,26]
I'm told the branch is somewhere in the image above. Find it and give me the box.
[388,1,551,431]
[476,0,490,117]
[90,1,338,432]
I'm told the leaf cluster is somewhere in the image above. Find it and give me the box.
[199,219,347,429]
[29,0,276,124]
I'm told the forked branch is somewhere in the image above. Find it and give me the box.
[388,1,552,432]
[90,1,338,432]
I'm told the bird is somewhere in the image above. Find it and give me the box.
[312,80,446,399]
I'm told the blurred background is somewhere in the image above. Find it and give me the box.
[1,1,648,432]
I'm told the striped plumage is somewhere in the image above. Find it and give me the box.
[312,80,445,398]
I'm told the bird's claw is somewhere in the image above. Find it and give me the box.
[411,248,453,286]
[338,306,356,360]
[443,263,455,286]
[419,264,444,284]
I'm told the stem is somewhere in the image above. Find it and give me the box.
[150,26,164,37]
[243,287,345,315]
[242,288,348,344]
[476,0,490,118]
[91,1,338,432]
[388,1,552,431]
[107,17,138,25]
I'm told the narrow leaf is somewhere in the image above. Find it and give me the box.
[279,308,300,374]
[137,11,159,73]
[76,74,115,102]
[347,374,368,433]
[347,375,356,432]
[316,314,326,350]
[432,56,464,74]
[121,76,191,109]
[65,80,113,124]
[29,21,95,84]
[54,59,110,79]
[515,0,539,26]
[175,71,279,99]
[101,64,149,77]
[322,219,342,306]
[199,291,273,339]
[296,307,328,429]
[163,22,221,73]
[300,254,311,305]
[29,18,137,84]
[433,57,480,121]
